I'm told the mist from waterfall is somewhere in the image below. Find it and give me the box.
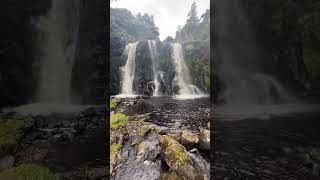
[148,40,160,96]
[171,43,206,99]
[119,42,139,96]
[213,0,294,106]
[36,0,80,104]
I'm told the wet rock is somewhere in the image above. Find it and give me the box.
[81,107,96,117]
[137,138,160,161]
[282,147,293,155]
[159,172,184,180]
[188,149,210,178]
[113,134,161,180]
[295,153,313,165]
[110,151,121,176]
[166,130,182,142]
[129,113,151,122]
[199,129,210,150]
[277,158,288,165]
[181,130,199,149]
[310,148,320,164]
[159,135,207,180]
[0,155,14,171]
[312,163,320,176]
[174,122,182,129]
[236,168,255,176]
[139,125,154,138]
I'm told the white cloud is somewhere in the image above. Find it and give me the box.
[111,0,210,40]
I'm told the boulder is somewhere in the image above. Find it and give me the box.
[159,135,207,180]
[159,172,184,180]
[181,130,199,149]
[0,155,14,171]
[199,129,210,150]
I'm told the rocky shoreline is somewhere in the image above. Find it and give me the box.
[0,106,108,179]
[110,96,211,180]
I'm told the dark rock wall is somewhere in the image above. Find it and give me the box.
[0,0,51,108]
[72,0,108,104]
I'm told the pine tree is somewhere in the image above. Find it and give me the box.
[186,1,199,29]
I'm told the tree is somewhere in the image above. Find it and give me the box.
[175,25,182,39]
[186,1,199,29]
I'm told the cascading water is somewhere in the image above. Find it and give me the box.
[148,40,160,96]
[213,0,295,106]
[36,0,80,104]
[171,43,205,99]
[119,42,139,96]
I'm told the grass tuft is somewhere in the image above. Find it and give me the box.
[110,99,119,111]
[0,164,58,180]
[110,113,128,129]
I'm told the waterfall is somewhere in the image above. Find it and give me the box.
[36,0,80,103]
[148,40,160,96]
[171,43,205,99]
[120,42,139,95]
[213,0,295,105]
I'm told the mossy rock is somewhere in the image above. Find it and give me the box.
[159,135,190,167]
[0,116,33,156]
[110,98,120,111]
[159,135,205,180]
[159,172,184,180]
[110,113,128,129]
[110,143,122,160]
[0,164,58,180]
[110,143,122,175]
[138,125,154,137]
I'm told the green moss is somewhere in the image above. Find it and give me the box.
[161,136,190,166]
[138,125,152,137]
[110,143,121,160]
[0,164,58,180]
[0,117,32,152]
[110,113,128,129]
[110,99,119,111]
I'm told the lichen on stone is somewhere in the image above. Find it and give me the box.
[159,135,190,166]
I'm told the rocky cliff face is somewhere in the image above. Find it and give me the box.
[0,0,51,108]
[72,0,107,104]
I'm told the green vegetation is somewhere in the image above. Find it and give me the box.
[111,8,159,42]
[110,113,128,129]
[187,59,210,91]
[175,2,210,42]
[0,164,58,180]
[110,143,122,160]
[0,117,32,154]
[110,99,119,111]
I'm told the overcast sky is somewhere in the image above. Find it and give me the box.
[111,0,210,40]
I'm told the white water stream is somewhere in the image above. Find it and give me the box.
[36,0,80,103]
